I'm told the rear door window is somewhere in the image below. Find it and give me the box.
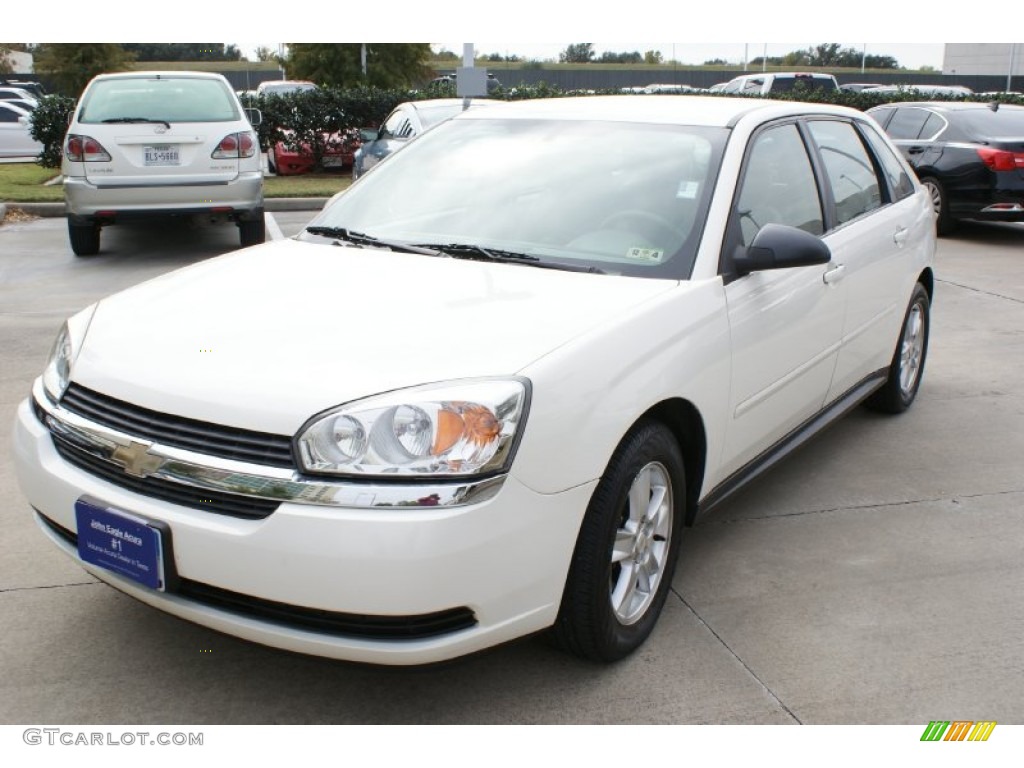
[807,120,883,225]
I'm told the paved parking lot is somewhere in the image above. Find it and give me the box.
[1,212,1022,724]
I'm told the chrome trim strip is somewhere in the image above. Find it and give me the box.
[33,379,505,510]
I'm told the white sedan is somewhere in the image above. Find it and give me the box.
[0,101,42,159]
[13,96,935,665]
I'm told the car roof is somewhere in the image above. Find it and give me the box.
[88,71,231,82]
[461,95,861,127]
[869,101,1024,113]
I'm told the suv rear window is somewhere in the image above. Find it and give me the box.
[78,77,240,124]
[770,75,837,93]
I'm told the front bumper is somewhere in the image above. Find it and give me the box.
[13,393,594,665]
[64,172,264,221]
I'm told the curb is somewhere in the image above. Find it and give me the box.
[2,198,330,218]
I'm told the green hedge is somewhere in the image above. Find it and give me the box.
[27,85,1024,170]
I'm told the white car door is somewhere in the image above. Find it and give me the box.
[804,118,931,403]
[718,120,846,478]
[0,102,41,158]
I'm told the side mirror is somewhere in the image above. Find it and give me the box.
[245,108,262,126]
[733,223,831,276]
[359,127,379,143]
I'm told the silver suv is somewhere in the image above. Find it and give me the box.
[62,71,264,256]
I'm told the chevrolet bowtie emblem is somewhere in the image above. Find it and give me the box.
[110,441,165,478]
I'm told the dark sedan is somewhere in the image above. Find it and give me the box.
[868,101,1024,234]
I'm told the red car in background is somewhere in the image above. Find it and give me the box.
[268,128,361,175]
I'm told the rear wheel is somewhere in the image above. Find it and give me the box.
[866,282,930,414]
[550,420,686,662]
[921,177,955,236]
[238,214,266,247]
[267,147,277,175]
[68,220,100,257]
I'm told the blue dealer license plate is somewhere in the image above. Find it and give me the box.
[75,499,165,591]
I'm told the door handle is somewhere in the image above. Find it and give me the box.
[823,264,846,285]
[907,146,925,155]
[893,227,909,247]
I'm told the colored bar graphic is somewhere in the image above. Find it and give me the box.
[968,722,997,742]
[944,721,973,741]
[920,720,996,742]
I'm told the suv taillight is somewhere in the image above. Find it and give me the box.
[977,147,1024,172]
[212,132,256,159]
[65,135,111,162]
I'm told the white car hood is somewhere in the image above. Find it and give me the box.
[72,240,676,435]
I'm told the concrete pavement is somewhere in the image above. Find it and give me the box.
[1,215,1022,724]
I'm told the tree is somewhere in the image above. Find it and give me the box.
[33,44,136,95]
[597,50,642,64]
[807,43,843,67]
[560,44,594,64]
[254,46,279,63]
[286,44,432,88]
[644,50,663,66]
[0,45,14,75]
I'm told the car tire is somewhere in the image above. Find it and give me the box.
[550,420,686,662]
[920,177,955,236]
[866,282,930,414]
[238,215,266,247]
[267,147,277,175]
[68,220,100,257]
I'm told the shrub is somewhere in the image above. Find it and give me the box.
[29,94,76,168]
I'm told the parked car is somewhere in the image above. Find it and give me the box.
[642,84,697,94]
[0,101,43,158]
[61,71,265,256]
[352,97,500,179]
[721,72,839,95]
[840,82,884,93]
[14,95,935,666]
[0,79,46,98]
[0,86,37,103]
[868,100,1024,233]
[429,72,502,93]
[863,84,973,97]
[268,127,361,175]
[254,80,317,97]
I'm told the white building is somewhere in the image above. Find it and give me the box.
[2,49,33,73]
[943,44,1022,77]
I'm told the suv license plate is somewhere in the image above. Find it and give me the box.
[75,498,166,591]
[144,145,180,166]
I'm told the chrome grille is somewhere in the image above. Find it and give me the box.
[60,383,295,469]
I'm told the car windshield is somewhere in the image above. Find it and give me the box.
[305,117,727,279]
[78,77,240,123]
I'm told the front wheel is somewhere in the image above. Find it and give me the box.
[550,420,686,662]
[866,282,930,414]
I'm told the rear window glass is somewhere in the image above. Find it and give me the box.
[769,76,837,93]
[959,107,1024,139]
[78,77,240,123]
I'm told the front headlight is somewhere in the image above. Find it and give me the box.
[41,305,97,401]
[297,379,530,478]
[42,322,73,401]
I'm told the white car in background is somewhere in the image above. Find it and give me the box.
[61,71,265,256]
[0,101,42,158]
[15,96,935,665]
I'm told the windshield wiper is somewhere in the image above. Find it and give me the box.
[415,242,606,274]
[304,226,441,256]
[101,117,172,129]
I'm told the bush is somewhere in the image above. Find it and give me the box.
[29,94,76,168]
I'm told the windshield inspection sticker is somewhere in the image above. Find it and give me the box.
[626,247,664,262]
[676,181,699,199]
